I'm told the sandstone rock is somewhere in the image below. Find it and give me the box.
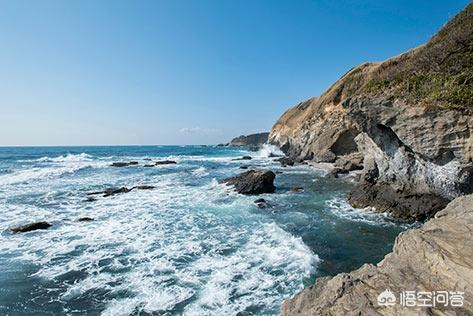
[11,221,52,233]
[222,170,276,195]
[281,194,473,316]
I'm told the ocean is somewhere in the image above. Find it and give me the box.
[0,145,411,315]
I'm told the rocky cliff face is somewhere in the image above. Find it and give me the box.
[281,193,473,316]
[270,4,473,220]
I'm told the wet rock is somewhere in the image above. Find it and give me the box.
[155,160,177,165]
[88,187,132,197]
[254,198,270,208]
[268,152,283,158]
[85,197,97,203]
[133,185,155,190]
[281,194,473,316]
[77,217,94,222]
[239,165,249,169]
[348,182,449,222]
[11,221,52,233]
[222,170,276,195]
[110,161,139,167]
[334,152,364,171]
[232,156,252,161]
[278,157,295,167]
[325,168,349,179]
[143,164,155,167]
[290,187,304,193]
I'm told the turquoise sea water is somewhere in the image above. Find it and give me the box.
[0,145,411,315]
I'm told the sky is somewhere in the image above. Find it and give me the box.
[0,0,470,146]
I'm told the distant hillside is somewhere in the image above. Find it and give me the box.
[228,132,269,148]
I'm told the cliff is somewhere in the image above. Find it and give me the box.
[281,193,473,316]
[228,132,269,148]
[270,3,473,220]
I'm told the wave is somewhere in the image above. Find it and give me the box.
[325,197,412,227]
[0,165,90,186]
[24,153,94,163]
[254,144,285,159]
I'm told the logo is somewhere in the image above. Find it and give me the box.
[378,289,396,306]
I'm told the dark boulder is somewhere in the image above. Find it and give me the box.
[348,182,450,222]
[278,157,295,167]
[239,165,249,169]
[155,160,177,165]
[77,217,94,222]
[11,221,52,233]
[111,161,139,167]
[88,187,131,197]
[254,198,270,208]
[232,156,252,161]
[143,164,155,168]
[222,170,276,195]
[133,185,155,190]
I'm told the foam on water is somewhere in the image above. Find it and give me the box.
[0,146,408,315]
[254,144,285,158]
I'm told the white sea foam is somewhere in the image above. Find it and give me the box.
[25,153,94,163]
[325,196,411,227]
[254,144,285,158]
[192,166,209,177]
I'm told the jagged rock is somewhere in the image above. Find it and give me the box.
[325,168,349,179]
[348,182,450,221]
[87,187,131,197]
[281,194,473,316]
[334,152,364,171]
[228,132,269,148]
[222,170,276,195]
[110,161,139,167]
[155,160,177,165]
[77,217,94,222]
[278,157,295,167]
[11,221,52,233]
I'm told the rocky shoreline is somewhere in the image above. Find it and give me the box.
[269,3,473,315]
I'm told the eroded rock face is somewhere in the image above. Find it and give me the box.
[222,170,276,195]
[228,132,269,148]
[281,194,473,316]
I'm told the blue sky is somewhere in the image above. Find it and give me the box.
[0,0,469,146]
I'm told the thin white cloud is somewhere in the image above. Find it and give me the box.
[179,127,220,135]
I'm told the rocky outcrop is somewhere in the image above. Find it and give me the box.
[281,194,473,316]
[111,161,139,167]
[269,4,473,219]
[228,132,269,149]
[222,170,276,195]
[11,221,52,233]
[155,160,177,165]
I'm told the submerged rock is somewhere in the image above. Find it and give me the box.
[290,187,304,193]
[11,221,52,233]
[110,161,139,167]
[254,198,270,208]
[155,160,177,165]
[132,185,155,190]
[281,194,473,316]
[77,217,94,222]
[239,165,249,169]
[88,187,132,197]
[143,164,155,167]
[232,156,252,161]
[222,170,276,195]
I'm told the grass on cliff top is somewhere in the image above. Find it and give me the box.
[362,3,473,110]
[321,3,473,111]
